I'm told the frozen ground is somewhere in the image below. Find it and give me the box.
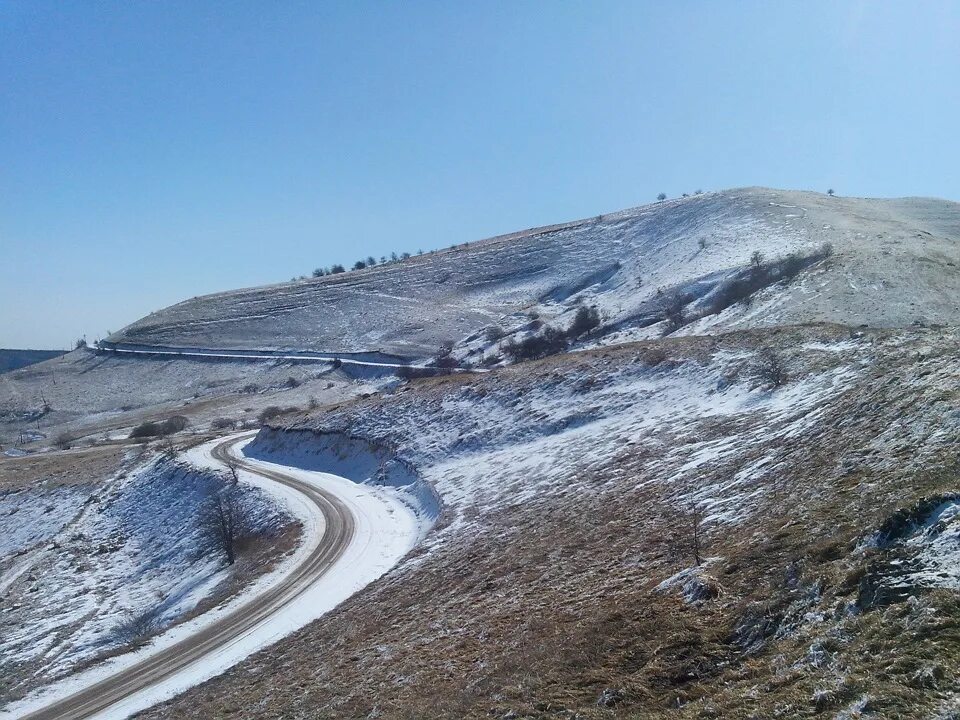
[2,434,427,719]
[0,451,290,704]
[135,324,960,720]
[0,347,380,451]
[109,189,960,357]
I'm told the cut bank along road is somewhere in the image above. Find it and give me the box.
[15,434,357,720]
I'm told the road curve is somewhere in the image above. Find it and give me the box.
[19,435,356,720]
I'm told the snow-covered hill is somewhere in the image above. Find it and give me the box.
[110,188,960,358]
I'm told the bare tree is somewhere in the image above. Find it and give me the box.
[755,348,787,389]
[205,488,239,566]
[223,455,241,485]
[690,503,704,566]
[657,192,667,201]
[750,250,765,270]
[663,292,688,332]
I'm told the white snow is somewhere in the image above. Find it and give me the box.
[1,434,426,720]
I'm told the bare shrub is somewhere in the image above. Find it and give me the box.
[479,353,502,368]
[432,354,461,369]
[567,305,601,339]
[663,292,689,333]
[112,607,160,644]
[257,406,284,424]
[203,487,239,565]
[211,417,236,430]
[484,325,506,342]
[53,432,73,450]
[754,348,787,389]
[503,327,569,362]
[130,421,162,439]
[163,416,189,434]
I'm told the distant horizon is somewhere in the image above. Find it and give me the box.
[3,2,959,348]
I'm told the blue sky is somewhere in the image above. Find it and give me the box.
[2,1,958,349]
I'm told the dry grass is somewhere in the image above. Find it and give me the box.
[133,325,960,719]
[0,444,132,491]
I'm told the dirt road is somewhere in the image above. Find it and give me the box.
[19,435,355,720]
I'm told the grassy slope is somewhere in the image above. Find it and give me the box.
[139,324,960,719]
[109,189,960,357]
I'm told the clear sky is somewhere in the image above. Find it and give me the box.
[2,1,958,349]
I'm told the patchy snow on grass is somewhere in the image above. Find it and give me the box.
[0,454,289,704]
[2,434,426,720]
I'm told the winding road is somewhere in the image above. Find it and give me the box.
[16,435,358,720]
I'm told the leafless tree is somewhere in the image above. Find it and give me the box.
[223,455,241,485]
[205,487,239,566]
[663,292,688,332]
[689,503,704,566]
[668,501,706,567]
[755,348,787,389]
[54,432,73,450]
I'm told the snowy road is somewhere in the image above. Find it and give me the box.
[6,433,422,720]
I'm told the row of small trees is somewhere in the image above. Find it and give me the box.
[297,249,427,281]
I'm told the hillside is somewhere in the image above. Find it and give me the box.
[0,350,65,374]
[4,187,960,720]
[139,324,960,719]
[110,188,960,358]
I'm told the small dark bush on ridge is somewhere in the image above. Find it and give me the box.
[129,415,189,439]
[503,326,569,362]
[567,306,601,339]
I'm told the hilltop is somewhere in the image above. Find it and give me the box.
[109,188,960,358]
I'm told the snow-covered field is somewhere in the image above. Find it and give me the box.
[2,434,428,719]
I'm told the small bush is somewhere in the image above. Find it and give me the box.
[74,338,87,350]
[663,292,689,332]
[432,354,460,369]
[258,406,284,424]
[164,415,189,433]
[754,349,787,388]
[503,327,569,362]
[330,264,345,274]
[240,383,259,394]
[567,305,601,339]
[129,421,162,439]
[284,376,300,389]
[54,432,73,450]
[484,325,506,342]
[129,415,189,439]
[211,417,236,430]
[352,260,366,271]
